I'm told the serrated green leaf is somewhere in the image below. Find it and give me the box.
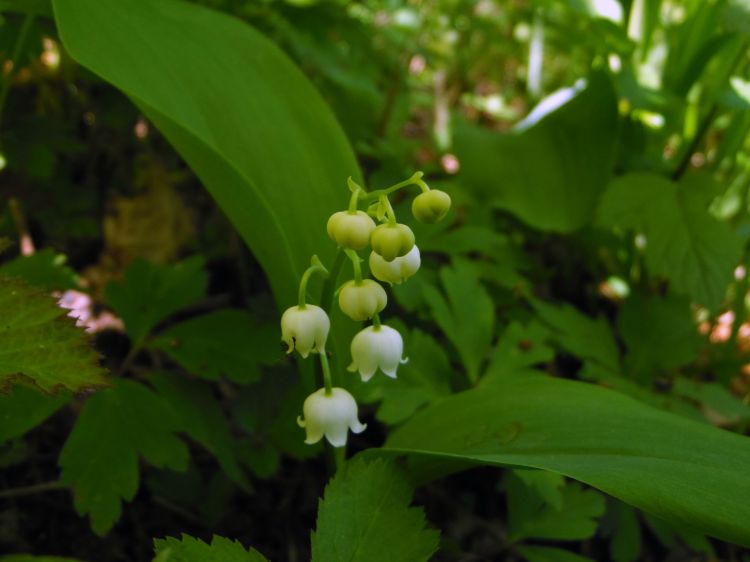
[0,384,68,443]
[618,294,703,381]
[423,261,494,382]
[508,473,605,542]
[516,545,595,562]
[0,249,78,291]
[513,469,565,511]
[455,72,617,232]
[105,257,207,343]
[385,375,750,547]
[311,458,439,562]
[150,373,248,488]
[597,172,742,310]
[152,534,268,562]
[149,310,278,383]
[59,379,189,535]
[532,299,619,373]
[484,320,555,381]
[0,275,107,393]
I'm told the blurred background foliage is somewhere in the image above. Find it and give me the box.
[2,0,750,560]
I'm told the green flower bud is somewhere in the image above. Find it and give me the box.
[326,210,376,250]
[338,279,387,321]
[412,189,451,223]
[370,223,415,262]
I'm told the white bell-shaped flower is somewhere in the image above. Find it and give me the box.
[348,325,407,382]
[280,304,330,358]
[297,387,367,447]
[369,245,420,285]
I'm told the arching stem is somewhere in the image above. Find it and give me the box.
[297,255,329,308]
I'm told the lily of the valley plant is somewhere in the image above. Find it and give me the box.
[280,172,451,448]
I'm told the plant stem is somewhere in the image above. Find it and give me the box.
[297,255,329,308]
[360,171,425,201]
[348,187,360,212]
[0,13,35,130]
[344,248,362,283]
[319,349,333,394]
[372,312,381,329]
[0,480,65,499]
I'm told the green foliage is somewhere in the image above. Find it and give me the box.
[484,321,555,381]
[455,71,618,232]
[59,379,189,535]
[106,257,208,344]
[52,0,360,309]
[386,375,750,546]
[423,261,494,382]
[152,535,268,562]
[618,294,703,381]
[515,545,594,562]
[311,458,439,562]
[0,248,78,291]
[150,310,278,383]
[597,172,743,310]
[0,384,68,443]
[365,329,452,425]
[507,473,606,542]
[149,373,248,488]
[532,299,619,373]
[0,275,107,392]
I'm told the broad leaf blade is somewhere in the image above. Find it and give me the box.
[59,379,189,535]
[311,458,439,562]
[455,72,617,232]
[0,275,107,393]
[153,535,268,562]
[385,376,750,547]
[52,0,360,307]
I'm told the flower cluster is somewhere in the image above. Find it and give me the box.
[281,172,451,448]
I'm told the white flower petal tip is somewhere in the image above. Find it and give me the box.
[298,387,367,447]
[349,324,406,382]
[369,245,421,285]
[280,305,330,358]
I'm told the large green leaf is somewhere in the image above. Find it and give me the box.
[597,172,742,310]
[311,458,439,562]
[0,275,107,393]
[455,72,617,232]
[52,0,360,308]
[384,375,750,547]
